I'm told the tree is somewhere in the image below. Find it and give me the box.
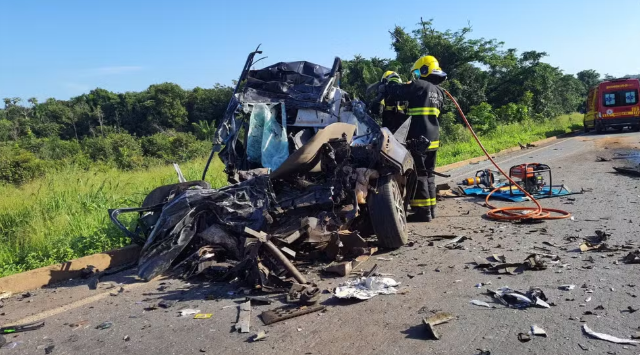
[185,85,233,128]
[140,83,188,134]
[576,70,600,94]
[191,120,216,140]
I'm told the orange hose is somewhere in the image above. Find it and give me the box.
[443,90,571,221]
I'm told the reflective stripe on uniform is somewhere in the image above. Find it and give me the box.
[429,140,440,149]
[407,107,440,116]
[384,105,406,111]
[410,199,433,207]
[429,197,437,205]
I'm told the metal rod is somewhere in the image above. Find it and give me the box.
[263,240,307,284]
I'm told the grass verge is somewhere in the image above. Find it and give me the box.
[438,113,583,165]
[0,157,226,277]
[0,113,583,277]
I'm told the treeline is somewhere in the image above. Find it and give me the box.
[339,20,613,137]
[0,84,233,183]
[0,19,631,184]
[0,83,232,141]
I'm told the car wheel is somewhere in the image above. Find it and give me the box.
[368,175,408,249]
[583,120,590,133]
[595,121,604,134]
[634,125,640,132]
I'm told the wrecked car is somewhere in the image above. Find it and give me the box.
[109,47,417,286]
[207,47,417,248]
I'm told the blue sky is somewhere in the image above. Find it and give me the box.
[1,0,639,101]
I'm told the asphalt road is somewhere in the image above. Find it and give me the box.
[2,130,640,355]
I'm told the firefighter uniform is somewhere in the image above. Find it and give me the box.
[380,99,407,133]
[383,56,447,221]
[379,72,407,133]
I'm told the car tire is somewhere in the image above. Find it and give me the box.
[595,121,604,134]
[583,120,590,133]
[368,175,408,249]
[634,125,640,132]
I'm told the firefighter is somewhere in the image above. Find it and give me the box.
[379,56,447,221]
[378,71,407,132]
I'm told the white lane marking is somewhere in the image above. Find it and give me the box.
[446,134,584,183]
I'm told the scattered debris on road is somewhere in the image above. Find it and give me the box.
[333,277,399,300]
[491,287,550,309]
[474,253,549,275]
[518,333,531,342]
[531,324,547,337]
[1,321,45,334]
[470,300,495,308]
[44,344,55,354]
[624,250,640,264]
[423,312,455,340]
[260,305,325,325]
[95,321,113,330]
[582,324,640,345]
[234,301,251,333]
[559,284,575,291]
[194,314,212,319]
[251,331,267,342]
[179,309,200,317]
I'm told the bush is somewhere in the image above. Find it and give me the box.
[170,132,209,162]
[141,132,209,163]
[141,133,172,161]
[440,112,471,144]
[82,133,144,170]
[466,102,497,134]
[494,103,529,123]
[0,147,49,184]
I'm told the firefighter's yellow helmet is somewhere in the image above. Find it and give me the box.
[411,55,447,83]
[381,71,402,84]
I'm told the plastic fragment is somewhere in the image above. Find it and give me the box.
[95,321,113,330]
[333,277,399,300]
[252,331,267,342]
[194,314,212,319]
[559,284,575,290]
[582,324,640,345]
[470,300,495,308]
[179,309,200,317]
[531,324,547,337]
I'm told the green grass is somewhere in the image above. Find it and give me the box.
[0,157,227,277]
[438,113,583,166]
[0,113,583,277]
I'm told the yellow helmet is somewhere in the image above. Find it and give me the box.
[411,55,447,83]
[382,70,402,84]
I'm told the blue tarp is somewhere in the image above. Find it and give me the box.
[462,183,572,202]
